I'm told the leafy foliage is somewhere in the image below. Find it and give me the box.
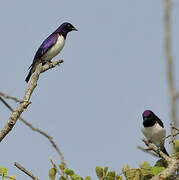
[48,158,167,180]
[49,168,56,180]
[96,166,122,180]
[0,166,16,180]
[0,167,7,180]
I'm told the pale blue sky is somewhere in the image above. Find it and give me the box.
[0,0,179,179]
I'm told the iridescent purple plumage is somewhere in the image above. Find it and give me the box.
[142,110,153,118]
[33,33,59,60]
[25,22,77,83]
[141,110,169,156]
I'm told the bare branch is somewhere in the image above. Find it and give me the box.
[0,67,65,166]
[14,162,39,180]
[165,133,179,143]
[142,139,170,161]
[0,60,63,142]
[164,0,178,151]
[41,60,63,73]
[165,124,179,144]
[20,118,65,164]
[142,139,179,179]
[171,125,179,132]
[0,92,22,103]
[137,145,158,157]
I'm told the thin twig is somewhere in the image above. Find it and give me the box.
[0,60,63,142]
[41,60,64,73]
[5,176,16,180]
[14,162,38,180]
[142,139,170,160]
[164,124,179,144]
[137,145,158,157]
[0,175,16,180]
[50,157,62,176]
[20,117,65,162]
[0,88,65,165]
[172,125,179,132]
[0,92,22,103]
[165,132,179,142]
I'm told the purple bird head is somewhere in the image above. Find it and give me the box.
[142,110,164,127]
[142,110,155,120]
[142,110,156,127]
[54,22,78,39]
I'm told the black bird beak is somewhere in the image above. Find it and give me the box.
[71,27,78,31]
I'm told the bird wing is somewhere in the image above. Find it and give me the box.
[34,33,58,59]
[156,118,164,128]
[29,33,58,69]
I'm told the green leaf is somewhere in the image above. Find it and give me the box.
[84,176,91,180]
[151,166,165,175]
[140,161,150,169]
[95,166,103,178]
[116,175,122,180]
[132,170,141,180]
[0,167,7,180]
[59,176,66,180]
[107,171,116,178]
[63,168,74,176]
[103,177,114,180]
[59,163,65,171]
[104,166,109,176]
[49,168,56,180]
[125,168,141,180]
[121,164,129,176]
[140,161,151,177]
[174,140,179,153]
[7,175,16,180]
[154,159,167,168]
[71,174,83,180]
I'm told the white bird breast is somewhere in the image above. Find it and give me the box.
[141,123,166,147]
[43,35,65,61]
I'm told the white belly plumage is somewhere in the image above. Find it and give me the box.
[42,35,65,61]
[141,123,166,147]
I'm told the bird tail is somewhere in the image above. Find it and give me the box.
[162,147,169,156]
[25,67,33,83]
[25,59,41,83]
